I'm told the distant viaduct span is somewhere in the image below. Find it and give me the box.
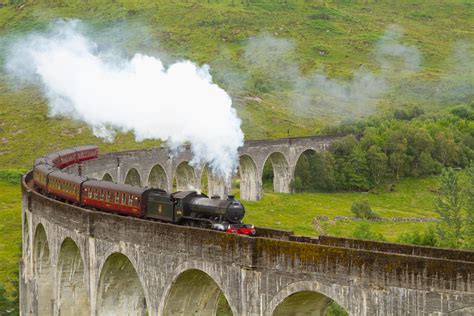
[21,140,474,315]
[64,135,334,201]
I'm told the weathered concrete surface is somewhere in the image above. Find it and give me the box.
[64,136,335,200]
[21,172,474,315]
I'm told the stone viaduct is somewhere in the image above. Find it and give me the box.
[64,136,334,201]
[20,145,474,315]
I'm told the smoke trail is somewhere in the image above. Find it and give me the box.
[5,20,243,179]
[243,26,422,118]
[244,34,387,117]
[375,25,423,72]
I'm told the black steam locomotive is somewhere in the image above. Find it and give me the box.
[33,146,256,236]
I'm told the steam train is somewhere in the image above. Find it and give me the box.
[32,145,256,235]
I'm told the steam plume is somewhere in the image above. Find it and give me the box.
[243,26,423,118]
[5,20,244,179]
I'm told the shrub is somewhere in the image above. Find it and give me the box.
[351,200,380,220]
[398,226,438,247]
[0,169,24,184]
[352,222,385,241]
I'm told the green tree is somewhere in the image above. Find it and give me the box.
[434,132,459,167]
[407,128,434,176]
[346,146,370,191]
[366,145,388,185]
[292,151,336,192]
[465,162,474,249]
[385,130,409,180]
[434,168,465,248]
[351,200,380,220]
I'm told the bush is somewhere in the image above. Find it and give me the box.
[351,200,380,220]
[398,226,438,247]
[352,223,385,241]
[0,169,24,184]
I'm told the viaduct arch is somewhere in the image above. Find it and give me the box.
[65,136,334,201]
[21,169,474,315]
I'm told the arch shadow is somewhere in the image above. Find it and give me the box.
[239,155,260,201]
[148,164,169,191]
[160,262,237,316]
[262,152,291,194]
[97,252,148,315]
[102,173,113,182]
[33,223,53,315]
[266,281,349,316]
[57,238,90,315]
[124,168,141,186]
[174,161,196,191]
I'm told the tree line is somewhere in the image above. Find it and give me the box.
[291,105,474,192]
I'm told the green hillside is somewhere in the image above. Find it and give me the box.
[0,0,472,168]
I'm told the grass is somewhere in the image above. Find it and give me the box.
[0,180,21,294]
[242,176,440,241]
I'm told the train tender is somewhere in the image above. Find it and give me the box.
[32,145,255,235]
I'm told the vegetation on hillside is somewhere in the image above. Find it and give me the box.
[0,1,472,168]
[290,106,474,192]
[0,180,21,315]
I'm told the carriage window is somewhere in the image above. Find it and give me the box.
[100,191,105,200]
[115,193,119,204]
[94,190,98,199]
[122,194,126,205]
[128,196,133,206]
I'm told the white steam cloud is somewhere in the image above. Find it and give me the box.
[243,25,423,118]
[5,20,244,179]
[375,25,422,72]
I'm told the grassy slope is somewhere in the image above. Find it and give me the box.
[0,180,21,293]
[243,176,439,240]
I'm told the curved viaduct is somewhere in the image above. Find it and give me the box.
[21,146,474,315]
[64,136,334,201]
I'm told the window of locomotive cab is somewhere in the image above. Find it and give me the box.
[88,190,92,199]
[128,195,133,206]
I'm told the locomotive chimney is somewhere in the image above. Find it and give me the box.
[227,195,235,201]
